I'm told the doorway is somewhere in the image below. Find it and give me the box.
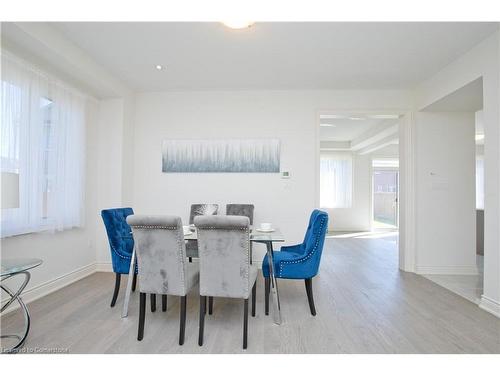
[372,160,399,230]
[316,111,403,265]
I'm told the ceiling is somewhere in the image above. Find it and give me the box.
[320,118,384,141]
[52,22,498,91]
[320,115,398,142]
[422,77,483,112]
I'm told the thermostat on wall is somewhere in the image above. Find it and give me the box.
[281,171,291,179]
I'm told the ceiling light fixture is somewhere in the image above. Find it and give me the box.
[222,21,254,29]
[320,123,337,127]
[476,134,485,141]
[155,65,164,71]
[348,116,366,121]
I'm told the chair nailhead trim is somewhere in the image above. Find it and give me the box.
[130,225,178,229]
[277,217,327,277]
[111,246,132,261]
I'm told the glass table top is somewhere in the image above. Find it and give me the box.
[250,228,285,242]
[183,228,284,242]
[1,258,43,276]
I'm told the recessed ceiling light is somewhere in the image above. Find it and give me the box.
[348,116,366,121]
[320,123,337,127]
[222,21,254,29]
[476,134,485,141]
[155,65,164,71]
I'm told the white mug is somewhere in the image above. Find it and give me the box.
[260,223,272,230]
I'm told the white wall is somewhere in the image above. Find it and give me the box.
[127,90,412,262]
[415,31,500,317]
[415,112,477,274]
[93,98,127,265]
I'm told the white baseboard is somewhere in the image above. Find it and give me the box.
[479,295,500,318]
[1,262,97,314]
[95,262,113,272]
[416,264,479,275]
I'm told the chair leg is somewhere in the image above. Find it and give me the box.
[264,277,270,315]
[198,295,206,346]
[150,294,156,312]
[132,272,137,292]
[243,299,249,349]
[179,296,187,345]
[110,273,121,307]
[138,292,146,340]
[208,296,213,315]
[251,281,256,317]
[305,278,317,316]
[162,294,167,311]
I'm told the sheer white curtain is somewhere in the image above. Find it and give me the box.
[1,52,86,237]
[320,152,353,208]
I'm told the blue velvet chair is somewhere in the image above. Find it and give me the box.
[101,207,137,307]
[262,209,328,316]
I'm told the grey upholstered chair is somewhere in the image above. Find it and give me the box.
[186,204,219,262]
[195,215,257,349]
[126,215,199,345]
[226,204,255,264]
[226,204,254,225]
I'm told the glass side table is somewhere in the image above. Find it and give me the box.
[1,258,42,354]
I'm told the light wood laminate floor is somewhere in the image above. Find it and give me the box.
[2,236,499,353]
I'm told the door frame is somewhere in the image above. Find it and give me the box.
[314,109,416,272]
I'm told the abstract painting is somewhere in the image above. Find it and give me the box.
[162,139,280,173]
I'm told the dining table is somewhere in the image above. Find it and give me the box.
[121,226,285,325]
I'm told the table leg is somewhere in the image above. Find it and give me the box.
[121,244,136,318]
[1,272,31,353]
[265,242,282,325]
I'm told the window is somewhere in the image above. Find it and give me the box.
[320,152,353,208]
[1,53,86,237]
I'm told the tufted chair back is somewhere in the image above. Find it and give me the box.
[279,210,328,279]
[101,207,135,274]
[302,210,321,247]
[226,204,255,225]
[127,215,198,297]
[195,215,255,299]
[189,204,219,225]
